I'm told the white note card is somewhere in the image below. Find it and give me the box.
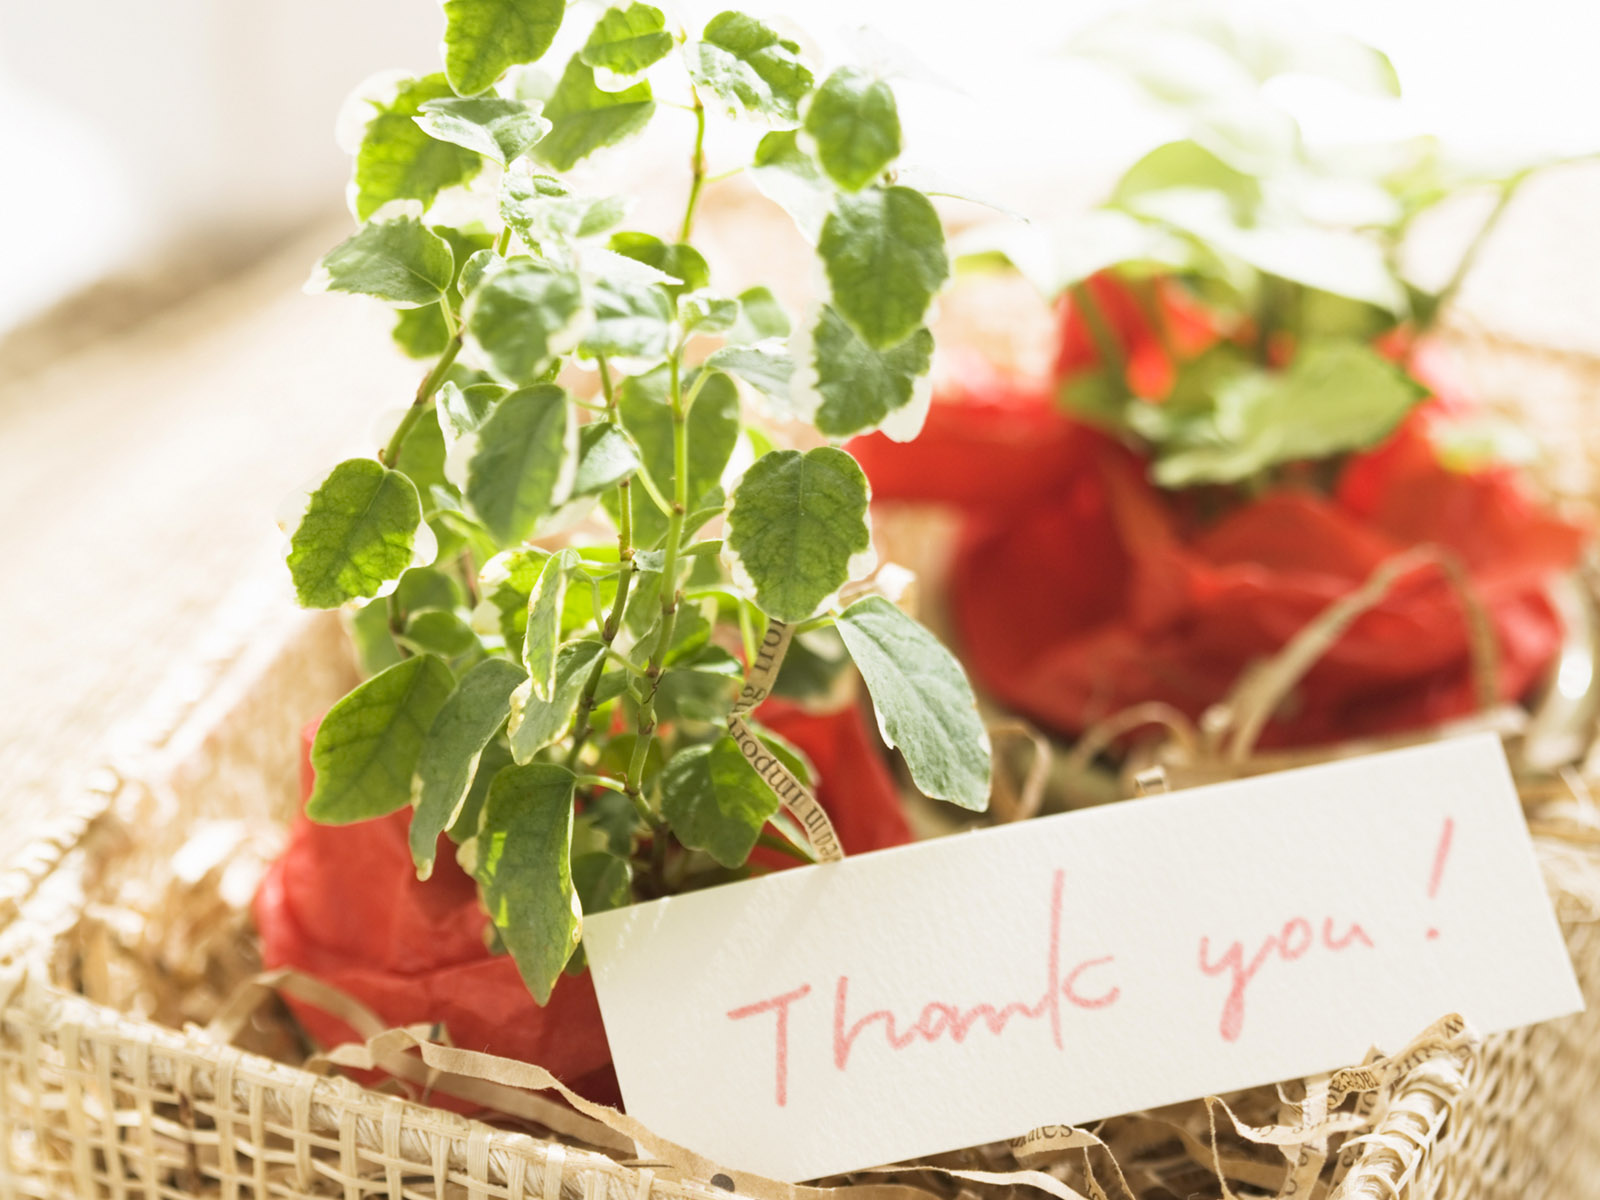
[584,734,1582,1182]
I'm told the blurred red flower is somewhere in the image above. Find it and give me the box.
[852,275,1585,748]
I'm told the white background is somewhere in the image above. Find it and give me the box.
[3,0,1599,331]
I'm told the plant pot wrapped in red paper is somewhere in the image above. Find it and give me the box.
[252,697,910,1104]
[852,282,1587,749]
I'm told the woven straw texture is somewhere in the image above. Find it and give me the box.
[1,322,1599,1197]
[0,588,1479,1200]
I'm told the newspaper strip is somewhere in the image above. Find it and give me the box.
[1008,1125,1099,1160]
[728,618,845,863]
[732,619,795,717]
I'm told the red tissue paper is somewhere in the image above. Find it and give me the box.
[253,697,911,1105]
[852,275,1586,748]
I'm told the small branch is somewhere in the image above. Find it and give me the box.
[1068,282,1129,396]
[1416,177,1521,343]
[624,352,691,800]
[567,392,638,768]
[679,90,708,244]
[382,335,462,464]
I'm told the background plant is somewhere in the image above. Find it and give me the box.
[962,0,1584,493]
[284,0,992,1004]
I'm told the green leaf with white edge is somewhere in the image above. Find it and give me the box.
[802,66,901,192]
[501,169,627,245]
[687,11,813,125]
[579,3,672,75]
[571,423,641,497]
[951,208,1192,299]
[410,657,528,877]
[396,565,465,613]
[307,654,456,823]
[572,851,631,917]
[441,0,565,97]
[416,96,551,166]
[836,596,990,811]
[463,258,585,383]
[1151,341,1426,487]
[393,407,452,500]
[1112,139,1262,222]
[1125,188,1406,311]
[818,186,948,349]
[607,232,709,297]
[449,736,512,842]
[655,645,742,723]
[750,130,831,242]
[392,303,451,358]
[508,639,605,759]
[437,224,499,287]
[580,273,672,359]
[481,547,550,646]
[347,598,405,675]
[730,286,790,343]
[438,379,502,440]
[703,345,793,402]
[288,459,422,609]
[353,75,482,221]
[461,762,579,1004]
[311,211,454,307]
[523,548,579,700]
[662,736,779,868]
[464,384,576,544]
[399,609,479,656]
[681,291,739,335]
[536,57,655,172]
[456,248,497,301]
[602,365,739,547]
[793,304,931,440]
[724,447,873,623]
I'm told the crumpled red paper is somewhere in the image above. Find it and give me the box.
[253,697,911,1104]
[851,275,1586,748]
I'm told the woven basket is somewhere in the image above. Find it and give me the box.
[3,325,1600,1199]
[0,585,1578,1200]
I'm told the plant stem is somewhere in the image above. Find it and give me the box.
[576,774,629,795]
[382,335,462,463]
[624,350,690,802]
[1068,281,1129,396]
[737,598,757,666]
[1128,277,1176,367]
[679,91,708,244]
[567,359,636,770]
[383,220,513,465]
[1417,176,1520,341]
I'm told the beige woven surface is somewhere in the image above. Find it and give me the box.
[0,221,410,857]
[0,584,1488,1200]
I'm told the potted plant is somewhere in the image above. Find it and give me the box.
[255,0,992,1100]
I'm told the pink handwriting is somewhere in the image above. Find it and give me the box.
[726,869,1119,1107]
[1426,817,1455,939]
[1199,916,1373,1042]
